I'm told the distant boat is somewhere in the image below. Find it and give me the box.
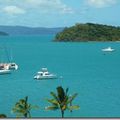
[8,63,18,70]
[0,47,18,71]
[6,48,18,70]
[34,68,57,80]
[0,64,11,75]
[102,47,115,52]
[0,63,18,71]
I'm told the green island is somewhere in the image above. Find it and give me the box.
[0,31,8,36]
[55,23,120,42]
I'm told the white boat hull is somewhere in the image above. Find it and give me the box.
[102,49,114,52]
[0,63,18,70]
[34,75,57,80]
[0,69,11,75]
[34,68,57,80]
[102,47,115,52]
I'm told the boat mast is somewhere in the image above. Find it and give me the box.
[4,46,11,63]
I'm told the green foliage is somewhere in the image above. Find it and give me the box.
[55,23,120,42]
[45,86,79,118]
[0,114,7,118]
[12,96,39,118]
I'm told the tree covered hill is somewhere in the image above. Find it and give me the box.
[55,23,120,42]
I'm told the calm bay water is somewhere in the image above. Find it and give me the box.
[0,35,120,118]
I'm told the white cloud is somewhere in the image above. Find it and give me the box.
[87,0,117,8]
[2,5,26,15]
[0,0,74,15]
[25,0,74,14]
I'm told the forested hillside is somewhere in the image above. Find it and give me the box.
[55,23,120,42]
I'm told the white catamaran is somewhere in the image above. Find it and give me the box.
[0,64,11,75]
[0,47,18,75]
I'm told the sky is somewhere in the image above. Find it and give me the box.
[0,0,120,27]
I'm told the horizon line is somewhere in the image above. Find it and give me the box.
[0,22,119,28]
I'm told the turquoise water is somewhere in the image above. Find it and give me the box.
[0,35,120,118]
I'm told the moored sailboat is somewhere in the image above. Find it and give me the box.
[0,64,11,75]
[0,47,18,72]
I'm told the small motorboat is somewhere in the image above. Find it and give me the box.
[34,68,57,80]
[102,47,115,52]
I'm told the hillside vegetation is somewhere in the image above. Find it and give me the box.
[55,23,120,42]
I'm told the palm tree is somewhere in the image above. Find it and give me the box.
[12,96,39,118]
[45,86,79,118]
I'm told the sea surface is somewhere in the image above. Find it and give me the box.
[0,35,120,118]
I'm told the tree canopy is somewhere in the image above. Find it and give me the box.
[55,23,120,42]
[45,86,79,118]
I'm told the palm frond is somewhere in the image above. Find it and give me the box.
[67,93,78,104]
[65,88,69,95]
[45,106,59,111]
[61,105,67,110]
[63,95,69,104]
[46,99,59,105]
[12,108,26,115]
[25,96,28,103]
[30,105,39,110]
[12,96,38,118]
[67,105,80,111]
[50,92,59,101]
[57,86,65,103]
